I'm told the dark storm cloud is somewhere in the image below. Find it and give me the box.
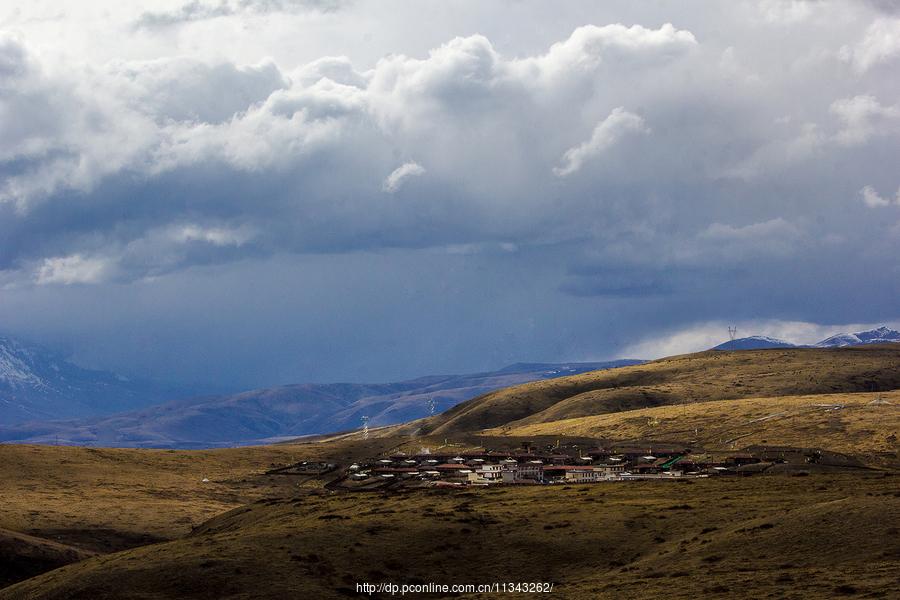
[1,2,899,383]
[1,18,897,291]
[1,24,706,283]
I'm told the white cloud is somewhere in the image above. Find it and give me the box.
[107,57,289,124]
[724,121,826,179]
[756,0,817,24]
[382,162,426,193]
[860,185,900,207]
[134,0,349,29]
[839,17,900,72]
[173,224,257,246]
[0,34,158,211]
[830,94,900,145]
[701,218,801,241]
[0,22,695,211]
[34,255,115,285]
[729,92,900,179]
[553,108,648,177]
[696,218,804,262]
[148,77,366,173]
[525,23,697,79]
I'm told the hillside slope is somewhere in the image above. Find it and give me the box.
[0,529,96,589]
[413,346,900,436]
[487,390,900,460]
[1,475,896,600]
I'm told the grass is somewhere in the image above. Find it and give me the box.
[485,390,900,465]
[411,346,900,435]
[0,437,399,553]
[0,528,96,589]
[1,473,897,599]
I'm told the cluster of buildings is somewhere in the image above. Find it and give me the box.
[343,442,774,487]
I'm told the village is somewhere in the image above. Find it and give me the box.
[325,441,866,490]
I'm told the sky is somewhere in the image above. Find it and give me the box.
[0,0,899,388]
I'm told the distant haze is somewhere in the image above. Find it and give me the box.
[1,1,899,387]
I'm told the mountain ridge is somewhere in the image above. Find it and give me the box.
[0,336,202,424]
[0,360,641,448]
[711,326,900,351]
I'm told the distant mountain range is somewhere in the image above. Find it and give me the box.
[3,324,896,448]
[711,326,900,351]
[0,336,202,425]
[815,326,900,347]
[0,360,641,448]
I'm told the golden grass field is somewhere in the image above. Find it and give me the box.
[1,473,897,600]
[1,346,899,598]
[415,346,900,435]
[485,390,900,460]
[0,438,405,549]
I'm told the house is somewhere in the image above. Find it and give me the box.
[744,445,813,465]
[434,463,471,473]
[593,463,625,478]
[517,461,544,481]
[373,467,419,478]
[564,467,600,483]
[587,448,613,460]
[543,466,599,483]
[474,463,504,482]
[499,460,519,483]
[723,452,758,467]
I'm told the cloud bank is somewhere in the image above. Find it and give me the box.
[0,1,898,386]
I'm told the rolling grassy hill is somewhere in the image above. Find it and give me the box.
[485,390,900,465]
[0,440,393,553]
[410,346,900,436]
[0,529,96,590]
[1,474,896,599]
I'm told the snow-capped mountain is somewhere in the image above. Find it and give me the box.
[815,326,900,348]
[712,326,900,352]
[711,336,796,351]
[0,335,195,425]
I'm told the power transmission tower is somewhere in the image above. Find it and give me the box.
[361,416,370,440]
[728,326,738,341]
[426,396,437,416]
